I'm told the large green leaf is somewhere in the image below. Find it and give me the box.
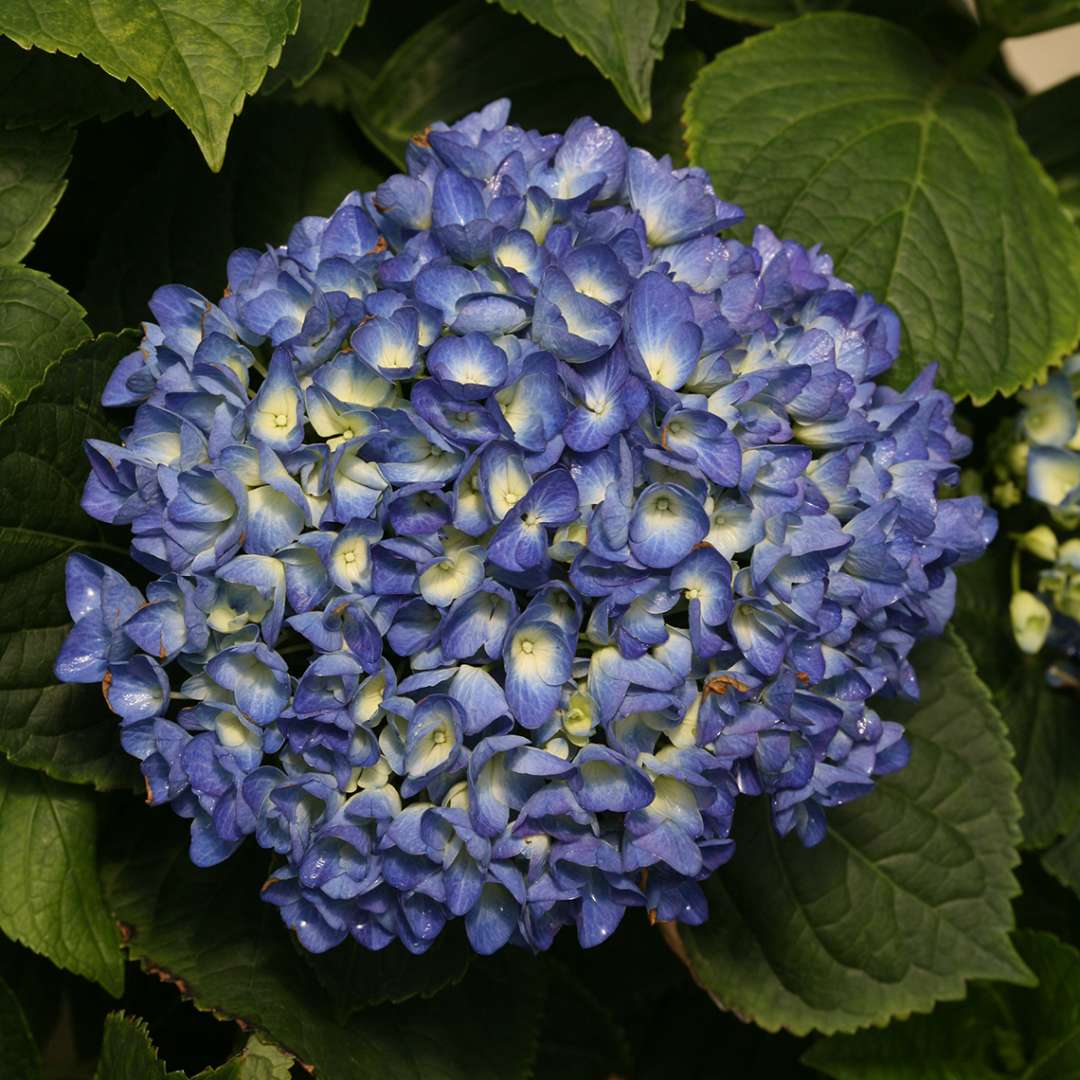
[303,933,471,1024]
[101,817,544,1080]
[0,265,88,423]
[0,0,300,171]
[803,931,1080,1078]
[95,1013,294,1080]
[0,758,123,995]
[81,103,384,332]
[1019,76,1080,223]
[677,631,1032,1035]
[684,12,1080,402]
[0,127,73,264]
[262,0,371,93]
[488,0,685,121]
[323,0,699,171]
[953,554,1080,848]
[531,959,633,1079]
[0,332,138,791]
[0,972,40,1080]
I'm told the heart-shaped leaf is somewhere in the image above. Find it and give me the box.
[684,12,1080,402]
[675,631,1032,1035]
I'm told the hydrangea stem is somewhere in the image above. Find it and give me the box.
[950,24,1006,81]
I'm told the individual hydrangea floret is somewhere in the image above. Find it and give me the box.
[55,99,995,957]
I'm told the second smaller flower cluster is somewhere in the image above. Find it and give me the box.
[989,355,1080,685]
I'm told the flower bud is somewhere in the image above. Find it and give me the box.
[1018,373,1078,448]
[1018,525,1058,562]
[1010,590,1052,655]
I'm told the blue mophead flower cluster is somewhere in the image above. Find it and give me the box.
[55,100,995,956]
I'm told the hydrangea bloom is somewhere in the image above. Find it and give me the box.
[988,355,1080,684]
[55,100,995,956]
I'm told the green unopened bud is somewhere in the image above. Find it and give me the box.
[1019,375,1079,447]
[1038,566,1066,600]
[549,521,587,563]
[1049,544,1080,621]
[543,735,571,760]
[561,690,595,746]
[1059,585,1080,624]
[1006,441,1029,478]
[1059,539,1080,570]
[1018,525,1058,562]
[992,481,1021,509]
[1050,504,1080,531]
[1010,590,1052,655]
[444,780,470,810]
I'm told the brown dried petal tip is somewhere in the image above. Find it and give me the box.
[703,673,750,697]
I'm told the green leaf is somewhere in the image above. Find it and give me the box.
[95,1014,294,1080]
[0,972,40,1080]
[980,0,1080,35]
[0,758,123,995]
[329,0,699,172]
[487,0,686,121]
[1043,818,1080,898]
[804,992,1010,1078]
[0,332,139,792]
[95,1013,182,1080]
[101,818,544,1080]
[0,127,73,264]
[1019,76,1080,223]
[953,554,1080,848]
[262,0,371,93]
[199,1034,294,1080]
[677,630,1032,1036]
[80,103,384,332]
[694,0,847,24]
[303,933,471,1023]
[0,265,88,424]
[803,931,1080,1078]
[550,915,813,1076]
[531,960,632,1079]
[684,12,1080,402]
[0,0,301,171]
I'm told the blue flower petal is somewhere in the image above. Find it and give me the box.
[465,883,519,954]
[427,332,509,399]
[628,483,709,569]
